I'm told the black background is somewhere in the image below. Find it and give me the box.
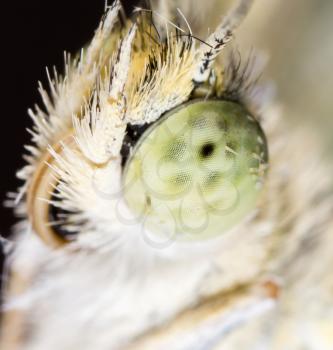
[0,0,138,291]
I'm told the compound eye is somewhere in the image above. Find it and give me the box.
[123,99,268,240]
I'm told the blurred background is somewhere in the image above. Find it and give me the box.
[238,0,333,153]
[1,0,332,285]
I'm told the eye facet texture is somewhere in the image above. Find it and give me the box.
[123,100,268,240]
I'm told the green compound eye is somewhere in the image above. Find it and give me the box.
[123,100,268,240]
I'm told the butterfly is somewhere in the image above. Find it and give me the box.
[1,1,332,349]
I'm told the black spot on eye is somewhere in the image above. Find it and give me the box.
[200,143,215,158]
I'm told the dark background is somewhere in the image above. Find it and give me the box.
[0,0,137,291]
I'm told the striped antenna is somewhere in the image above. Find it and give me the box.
[194,0,254,83]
